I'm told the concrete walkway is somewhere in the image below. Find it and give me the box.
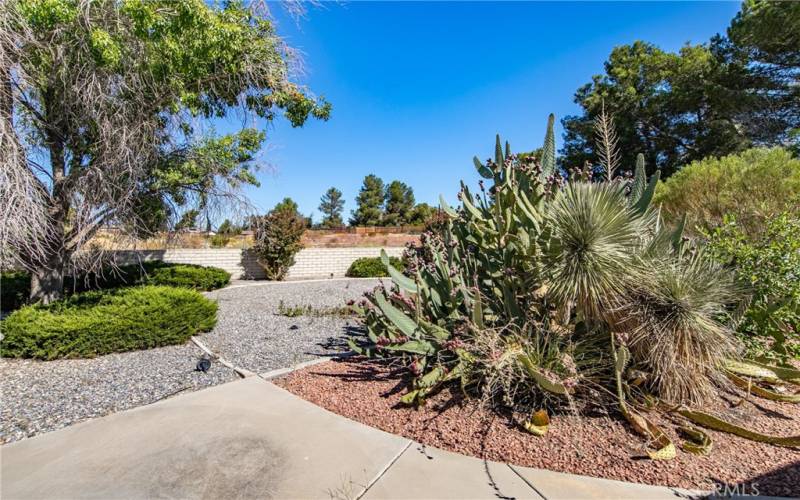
[0,375,708,499]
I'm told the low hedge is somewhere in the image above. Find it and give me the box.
[70,262,231,292]
[0,286,217,360]
[136,262,230,291]
[1,262,230,312]
[346,256,404,278]
[1,271,30,311]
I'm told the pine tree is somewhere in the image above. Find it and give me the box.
[175,209,200,231]
[273,197,299,215]
[350,175,385,226]
[383,180,415,226]
[318,187,345,228]
[407,202,436,226]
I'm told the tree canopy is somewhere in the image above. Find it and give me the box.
[561,1,799,177]
[318,187,345,228]
[350,174,385,226]
[383,180,415,226]
[0,0,330,301]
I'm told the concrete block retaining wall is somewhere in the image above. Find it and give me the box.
[113,247,406,280]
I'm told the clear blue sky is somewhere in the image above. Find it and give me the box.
[229,1,741,222]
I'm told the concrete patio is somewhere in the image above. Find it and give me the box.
[0,375,724,499]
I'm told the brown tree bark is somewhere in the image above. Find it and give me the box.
[29,249,66,304]
[28,89,70,304]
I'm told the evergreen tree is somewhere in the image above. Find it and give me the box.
[217,219,242,235]
[383,181,415,226]
[175,210,200,231]
[561,2,800,177]
[318,187,345,228]
[350,175,385,226]
[274,197,300,215]
[407,202,437,226]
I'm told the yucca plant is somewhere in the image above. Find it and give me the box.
[545,181,644,322]
[626,249,743,405]
[350,113,799,458]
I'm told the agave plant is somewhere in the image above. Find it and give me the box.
[350,114,800,458]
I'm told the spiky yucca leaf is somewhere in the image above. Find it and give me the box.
[545,182,644,320]
[626,250,742,404]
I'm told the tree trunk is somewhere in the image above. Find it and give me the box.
[30,251,66,304]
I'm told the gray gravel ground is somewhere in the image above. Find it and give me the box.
[202,278,381,373]
[0,345,236,443]
[0,278,381,444]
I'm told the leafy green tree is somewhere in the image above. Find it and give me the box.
[383,180,415,226]
[252,204,306,281]
[407,203,437,226]
[561,2,800,176]
[318,187,345,228]
[350,175,385,226]
[0,0,330,302]
[561,41,745,177]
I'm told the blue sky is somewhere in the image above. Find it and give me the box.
[230,1,741,222]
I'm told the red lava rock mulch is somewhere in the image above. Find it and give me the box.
[275,357,800,497]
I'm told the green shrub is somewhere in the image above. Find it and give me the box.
[69,262,230,292]
[346,256,404,278]
[1,271,30,311]
[210,234,231,248]
[252,206,306,280]
[2,263,229,313]
[143,263,230,290]
[707,213,800,361]
[0,286,217,359]
[654,147,800,237]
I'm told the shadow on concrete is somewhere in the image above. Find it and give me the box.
[718,460,800,498]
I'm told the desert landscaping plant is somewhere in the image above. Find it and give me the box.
[350,115,799,459]
[70,261,230,292]
[707,213,800,362]
[654,148,800,237]
[1,286,217,359]
[252,204,306,280]
[3,263,230,311]
[277,300,358,318]
[346,256,404,278]
[136,263,230,291]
